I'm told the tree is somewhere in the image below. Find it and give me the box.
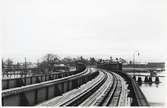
[89,57,96,65]
[115,58,119,63]
[42,53,60,63]
[2,59,4,68]
[16,62,21,68]
[38,53,60,73]
[119,58,127,64]
[109,56,113,63]
[80,56,84,62]
[5,58,13,66]
[98,58,103,64]
[62,57,73,65]
[2,59,5,72]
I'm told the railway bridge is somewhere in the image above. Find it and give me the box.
[2,63,149,106]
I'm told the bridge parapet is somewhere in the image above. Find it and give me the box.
[2,68,99,106]
[114,72,149,106]
[97,63,149,106]
[2,64,86,90]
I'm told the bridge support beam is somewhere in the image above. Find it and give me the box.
[133,75,136,81]
[137,77,142,85]
[148,77,152,83]
[155,76,160,84]
[144,76,149,83]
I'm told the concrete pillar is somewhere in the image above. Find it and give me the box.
[137,77,142,85]
[144,76,149,83]
[73,79,78,88]
[64,82,67,92]
[148,76,152,83]
[34,89,38,104]
[40,76,43,81]
[7,80,9,89]
[54,84,61,96]
[16,78,23,87]
[155,76,160,84]
[30,77,32,84]
[49,75,51,80]
[57,84,63,95]
[24,77,27,85]
[36,76,40,83]
[133,75,136,81]
[45,86,49,100]
[58,74,60,78]
[79,78,82,86]
[54,74,56,79]
[68,81,72,90]
[45,75,47,81]
[84,77,87,83]
[61,82,64,93]
[66,81,69,91]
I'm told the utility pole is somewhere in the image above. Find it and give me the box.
[133,53,135,76]
[133,51,140,76]
[37,59,40,74]
[2,59,4,78]
[22,57,27,78]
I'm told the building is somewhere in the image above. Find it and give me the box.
[147,62,165,69]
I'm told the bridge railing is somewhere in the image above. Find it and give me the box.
[115,71,149,106]
[2,68,99,106]
[2,66,86,90]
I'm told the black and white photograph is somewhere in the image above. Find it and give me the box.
[1,0,167,107]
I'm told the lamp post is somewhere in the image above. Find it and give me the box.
[133,51,140,77]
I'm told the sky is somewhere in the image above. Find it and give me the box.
[1,0,167,62]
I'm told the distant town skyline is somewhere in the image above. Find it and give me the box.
[2,53,165,63]
[2,0,167,63]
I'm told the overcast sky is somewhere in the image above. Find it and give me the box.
[1,0,167,62]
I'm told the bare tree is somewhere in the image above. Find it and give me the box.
[119,58,127,64]
[42,53,60,63]
[62,57,73,65]
[38,53,60,73]
[89,57,96,65]
[5,58,13,66]
[110,56,113,63]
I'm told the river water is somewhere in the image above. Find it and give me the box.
[132,72,166,106]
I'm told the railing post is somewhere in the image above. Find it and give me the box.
[45,86,49,100]
[30,77,32,84]
[7,80,9,89]
[19,92,29,106]
[2,97,4,106]
[35,89,38,105]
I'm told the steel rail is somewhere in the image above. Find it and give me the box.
[108,75,122,106]
[59,71,107,106]
[114,71,149,106]
[79,70,113,106]
[37,69,129,107]
[96,71,119,106]
[83,70,125,106]
[131,78,149,106]
[37,69,104,106]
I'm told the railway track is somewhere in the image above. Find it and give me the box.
[2,68,101,106]
[38,69,106,106]
[81,70,129,106]
[80,70,113,106]
[38,69,130,106]
[94,71,119,106]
